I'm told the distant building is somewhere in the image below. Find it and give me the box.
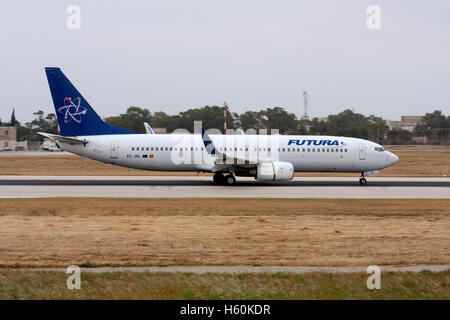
[386,115,424,132]
[153,127,167,134]
[0,126,29,151]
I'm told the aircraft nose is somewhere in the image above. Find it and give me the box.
[388,152,399,165]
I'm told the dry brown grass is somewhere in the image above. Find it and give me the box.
[0,145,448,176]
[1,270,448,299]
[0,198,448,268]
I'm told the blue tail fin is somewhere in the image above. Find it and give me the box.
[45,67,135,136]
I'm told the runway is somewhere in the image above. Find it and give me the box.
[0,176,448,198]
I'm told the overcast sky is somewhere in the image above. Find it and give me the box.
[0,0,449,123]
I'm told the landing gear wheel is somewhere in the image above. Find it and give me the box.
[359,177,367,185]
[213,173,224,184]
[224,174,236,185]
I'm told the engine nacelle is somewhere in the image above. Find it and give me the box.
[255,162,294,181]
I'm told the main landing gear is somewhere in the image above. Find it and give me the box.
[359,172,367,185]
[213,172,236,185]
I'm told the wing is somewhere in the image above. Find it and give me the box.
[201,129,258,172]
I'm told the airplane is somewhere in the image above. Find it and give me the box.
[39,67,399,185]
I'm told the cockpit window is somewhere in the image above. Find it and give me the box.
[374,147,385,152]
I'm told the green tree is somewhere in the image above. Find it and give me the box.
[326,109,371,139]
[234,111,265,131]
[367,115,389,143]
[260,107,299,134]
[234,107,302,134]
[26,111,58,133]
[414,110,450,144]
[17,110,58,141]
[178,106,234,132]
[104,106,152,133]
[10,109,17,126]
[386,129,413,145]
[150,111,180,132]
[308,118,329,135]
[415,110,449,132]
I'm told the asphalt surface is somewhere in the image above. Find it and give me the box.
[0,177,448,187]
[0,176,448,198]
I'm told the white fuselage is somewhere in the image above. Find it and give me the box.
[57,134,399,174]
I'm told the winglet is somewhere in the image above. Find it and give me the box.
[144,122,155,134]
[201,128,217,155]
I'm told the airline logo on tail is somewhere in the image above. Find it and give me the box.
[57,97,87,123]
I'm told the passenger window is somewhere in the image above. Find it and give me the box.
[345,149,347,152]
[132,147,135,151]
[268,148,271,152]
[312,148,315,152]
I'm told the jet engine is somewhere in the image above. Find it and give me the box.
[235,162,294,181]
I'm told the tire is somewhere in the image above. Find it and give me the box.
[213,173,224,184]
[224,174,236,185]
[359,177,367,185]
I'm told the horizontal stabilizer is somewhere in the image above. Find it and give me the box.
[38,132,88,145]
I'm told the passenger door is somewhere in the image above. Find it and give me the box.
[359,143,366,160]
[110,141,118,159]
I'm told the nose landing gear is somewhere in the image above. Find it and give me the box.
[359,172,367,185]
